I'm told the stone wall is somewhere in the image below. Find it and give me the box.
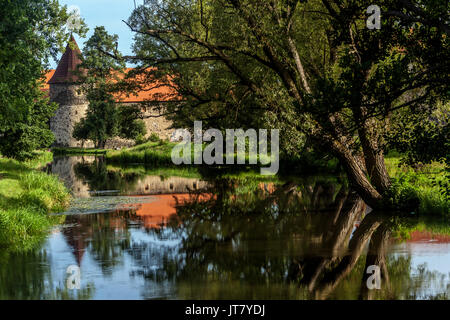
[49,83,94,148]
[104,137,135,150]
[49,84,176,148]
[141,106,174,141]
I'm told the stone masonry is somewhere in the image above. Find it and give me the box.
[47,36,176,148]
[49,83,94,148]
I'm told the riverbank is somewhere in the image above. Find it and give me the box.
[104,140,339,175]
[56,142,448,217]
[385,155,449,217]
[0,151,70,251]
[53,147,107,156]
[106,141,174,165]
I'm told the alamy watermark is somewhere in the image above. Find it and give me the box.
[66,265,81,290]
[66,5,82,32]
[366,265,381,290]
[367,5,381,30]
[171,121,279,175]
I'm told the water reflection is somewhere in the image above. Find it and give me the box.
[47,156,208,197]
[0,157,448,300]
[0,245,95,299]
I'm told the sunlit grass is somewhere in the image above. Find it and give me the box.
[391,217,450,239]
[106,141,176,165]
[385,157,448,217]
[0,151,69,251]
[52,147,107,156]
[106,140,280,172]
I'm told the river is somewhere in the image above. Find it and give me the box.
[0,156,448,299]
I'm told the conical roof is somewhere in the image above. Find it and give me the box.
[48,35,83,84]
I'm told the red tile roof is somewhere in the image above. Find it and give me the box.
[43,68,179,102]
[48,35,84,84]
[43,35,179,102]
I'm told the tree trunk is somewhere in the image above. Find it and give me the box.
[359,127,391,193]
[305,190,365,292]
[330,140,383,209]
[314,214,384,299]
[359,222,391,300]
[97,140,106,149]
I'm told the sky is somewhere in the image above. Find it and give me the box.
[51,0,144,68]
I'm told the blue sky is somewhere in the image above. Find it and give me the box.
[51,0,143,68]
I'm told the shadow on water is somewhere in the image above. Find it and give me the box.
[0,156,448,299]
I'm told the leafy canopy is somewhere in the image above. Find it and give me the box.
[120,0,448,207]
[73,26,147,148]
[0,0,87,160]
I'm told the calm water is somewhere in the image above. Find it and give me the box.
[0,156,448,300]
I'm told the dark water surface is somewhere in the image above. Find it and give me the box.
[0,156,448,300]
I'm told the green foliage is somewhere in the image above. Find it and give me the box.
[386,102,450,202]
[383,174,421,213]
[124,0,449,208]
[73,26,146,147]
[0,97,57,161]
[73,99,119,148]
[386,102,449,166]
[0,0,86,160]
[384,158,449,217]
[117,104,147,141]
[148,132,161,143]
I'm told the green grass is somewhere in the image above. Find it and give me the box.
[0,151,69,251]
[106,141,282,183]
[52,147,107,156]
[106,140,279,170]
[391,217,450,239]
[385,156,449,217]
[106,141,176,165]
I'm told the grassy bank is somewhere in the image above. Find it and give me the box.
[106,141,174,165]
[385,156,449,217]
[105,140,332,175]
[392,216,450,239]
[105,141,448,216]
[106,164,202,179]
[0,151,69,251]
[52,147,107,156]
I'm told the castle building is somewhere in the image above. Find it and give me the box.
[43,36,177,148]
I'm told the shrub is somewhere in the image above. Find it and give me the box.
[148,132,161,143]
[384,170,449,217]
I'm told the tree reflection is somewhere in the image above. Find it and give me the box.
[0,248,94,300]
[129,178,448,299]
[73,156,143,193]
[2,172,447,299]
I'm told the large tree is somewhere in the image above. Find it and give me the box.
[119,0,448,209]
[73,27,146,149]
[0,0,86,160]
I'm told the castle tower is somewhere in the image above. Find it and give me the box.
[48,35,93,148]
